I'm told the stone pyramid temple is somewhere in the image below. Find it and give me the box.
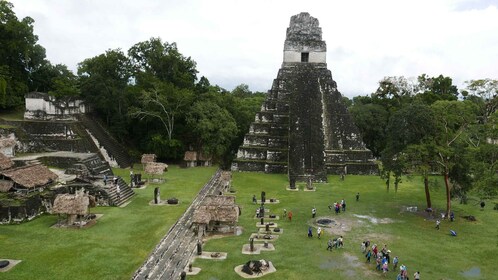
[232,12,378,182]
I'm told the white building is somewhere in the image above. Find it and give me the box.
[24,92,88,120]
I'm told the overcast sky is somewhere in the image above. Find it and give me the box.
[11,0,498,97]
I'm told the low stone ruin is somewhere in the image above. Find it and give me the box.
[241,259,271,276]
[167,198,179,204]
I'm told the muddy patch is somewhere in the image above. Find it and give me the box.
[461,267,481,278]
[319,253,375,278]
[343,253,362,268]
[353,214,395,224]
[316,217,353,235]
[319,259,340,269]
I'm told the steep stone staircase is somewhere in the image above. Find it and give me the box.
[77,114,133,168]
[80,154,134,206]
[103,177,135,206]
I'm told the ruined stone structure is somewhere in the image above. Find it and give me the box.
[24,92,88,121]
[232,13,378,181]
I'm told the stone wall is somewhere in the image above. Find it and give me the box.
[3,120,97,154]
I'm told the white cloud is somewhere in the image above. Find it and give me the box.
[10,0,498,97]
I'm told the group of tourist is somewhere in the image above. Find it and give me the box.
[283,208,293,221]
[362,240,420,279]
[326,235,344,250]
[328,199,346,214]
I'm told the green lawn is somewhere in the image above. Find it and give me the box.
[193,172,497,280]
[1,168,496,280]
[0,165,217,280]
[0,107,24,121]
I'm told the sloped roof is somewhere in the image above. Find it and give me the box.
[0,180,13,192]
[198,152,212,161]
[141,154,156,164]
[203,195,236,205]
[0,153,14,170]
[144,162,168,175]
[0,164,58,188]
[193,195,239,224]
[52,193,89,215]
[184,151,197,161]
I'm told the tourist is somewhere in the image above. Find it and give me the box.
[327,239,333,250]
[334,202,340,214]
[375,255,382,270]
[116,184,121,200]
[436,219,441,230]
[283,208,287,218]
[372,244,378,256]
[337,236,343,248]
[317,227,322,239]
[450,211,455,222]
[361,241,366,253]
[392,256,399,271]
[364,240,370,248]
[288,210,293,221]
[381,244,387,256]
[256,208,260,217]
[341,199,346,212]
[365,249,372,263]
[252,195,257,204]
[103,174,107,185]
[400,264,407,279]
[307,227,313,238]
[382,262,389,275]
[312,207,317,218]
[356,192,360,201]
[414,271,421,280]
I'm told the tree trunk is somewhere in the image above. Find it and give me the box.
[424,175,432,209]
[444,172,451,218]
[386,171,390,192]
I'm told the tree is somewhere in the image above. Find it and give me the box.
[186,100,238,163]
[463,109,498,199]
[404,142,437,209]
[129,81,193,141]
[47,64,80,99]
[373,76,416,110]
[464,79,497,124]
[350,102,389,157]
[128,38,198,89]
[416,74,459,105]
[382,103,437,193]
[0,1,47,108]
[431,100,478,216]
[78,49,132,128]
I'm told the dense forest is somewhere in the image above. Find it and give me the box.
[1,1,496,209]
